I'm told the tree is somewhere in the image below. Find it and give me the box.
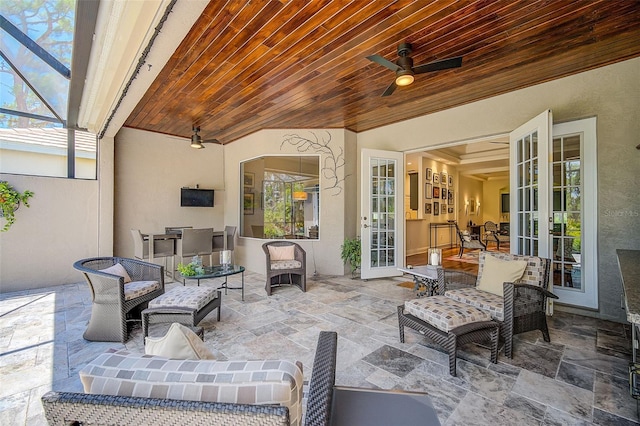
[0,0,74,128]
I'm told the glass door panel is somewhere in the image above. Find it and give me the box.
[361,149,404,279]
[509,110,551,258]
[551,134,582,290]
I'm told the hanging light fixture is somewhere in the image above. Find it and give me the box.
[293,191,308,201]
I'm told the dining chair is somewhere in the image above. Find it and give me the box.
[130,229,175,278]
[175,228,214,268]
[164,226,192,235]
[251,225,264,238]
[212,226,237,265]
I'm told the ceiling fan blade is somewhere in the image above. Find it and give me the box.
[367,54,400,72]
[381,81,397,97]
[202,138,221,144]
[413,56,463,74]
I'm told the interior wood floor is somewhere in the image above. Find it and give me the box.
[406,244,509,274]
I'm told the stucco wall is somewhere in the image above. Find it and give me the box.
[358,57,640,322]
[482,178,510,225]
[224,129,353,277]
[0,174,99,292]
[112,128,226,260]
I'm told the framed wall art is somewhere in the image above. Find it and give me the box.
[448,190,454,204]
[441,172,447,185]
[448,175,453,186]
[424,203,432,214]
[425,183,432,199]
[441,204,447,215]
[434,201,439,216]
[243,172,255,188]
[433,186,440,199]
[433,173,440,184]
[426,168,432,181]
[441,186,447,199]
[448,207,454,214]
[243,193,254,215]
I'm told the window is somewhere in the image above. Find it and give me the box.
[240,156,320,239]
[1,0,96,178]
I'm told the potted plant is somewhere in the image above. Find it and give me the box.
[340,236,361,278]
[0,181,34,232]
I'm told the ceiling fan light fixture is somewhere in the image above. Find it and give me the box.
[395,71,414,87]
[190,135,204,149]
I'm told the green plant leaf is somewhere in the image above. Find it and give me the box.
[0,181,34,232]
[340,237,361,273]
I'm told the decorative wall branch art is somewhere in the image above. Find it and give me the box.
[281,131,348,195]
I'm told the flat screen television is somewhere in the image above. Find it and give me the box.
[180,188,214,207]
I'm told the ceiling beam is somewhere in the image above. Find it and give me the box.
[67,0,100,130]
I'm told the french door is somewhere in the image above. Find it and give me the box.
[509,110,552,258]
[510,111,597,309]
[360,149,404,279]
[550,118,597,309]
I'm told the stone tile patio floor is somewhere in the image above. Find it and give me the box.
[1,272,638,425]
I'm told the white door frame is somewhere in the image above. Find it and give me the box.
[360,148,405,279]
[551,118,598,309]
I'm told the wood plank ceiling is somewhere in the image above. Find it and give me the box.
[124,0,640,145]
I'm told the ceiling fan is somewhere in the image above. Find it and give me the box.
[190,126,221,149]
[367,43,463,97]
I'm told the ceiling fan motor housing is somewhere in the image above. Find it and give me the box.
[397,42,412,57]
[397,56,413,71]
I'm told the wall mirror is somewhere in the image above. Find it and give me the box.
[240,155,320,239]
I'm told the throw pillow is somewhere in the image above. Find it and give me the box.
[477,254,528,296]
[99,263,132,283]
[145,323,215,360]
[268,245,295,261]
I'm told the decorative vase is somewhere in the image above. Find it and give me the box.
[220,250,232,268]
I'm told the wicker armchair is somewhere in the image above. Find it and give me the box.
[73,257,165,343]
[262,241,306,296]
[440,251,557,358]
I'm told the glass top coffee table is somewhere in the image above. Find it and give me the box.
[180,265,245,301]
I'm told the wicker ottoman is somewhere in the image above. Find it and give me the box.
[142,286,221,338]
[398,296,499,376]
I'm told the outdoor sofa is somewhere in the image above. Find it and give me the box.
[41,331,338,426]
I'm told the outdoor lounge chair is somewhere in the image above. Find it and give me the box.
[73,257,165,343]
[440,251,556,358]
